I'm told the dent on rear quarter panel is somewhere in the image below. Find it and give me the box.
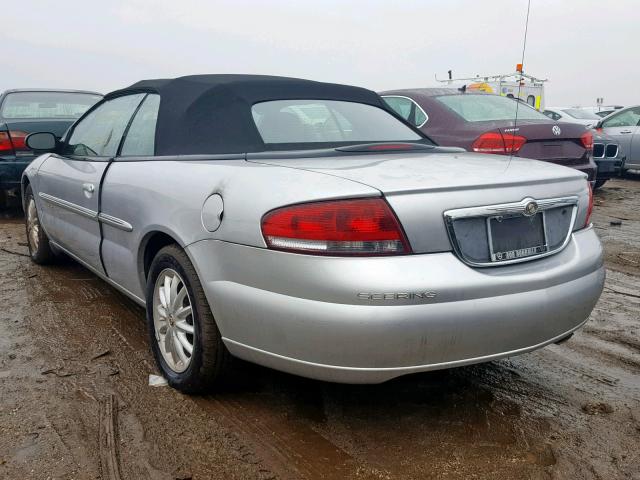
[98,159,379,297]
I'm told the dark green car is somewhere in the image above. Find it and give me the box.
[0,89,102,207]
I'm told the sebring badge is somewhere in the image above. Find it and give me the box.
[523,200,539,216]
[552,125,562,136]
[358,291,437,301]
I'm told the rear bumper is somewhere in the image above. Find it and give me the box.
[0,156,34,190]
[568,163,596,182]
[188,227,604,383]
[536,157,596,182]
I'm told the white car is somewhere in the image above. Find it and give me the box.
[580,105,624,118]
[543,107,601,129]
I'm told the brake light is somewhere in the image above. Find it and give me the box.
[471,132,526,155]
[0,130,29,154]
[584,182,594,227]
[261,198,411,255]
[366,144,416,151]
[580,131,594,151]
[0,132,12,154]
[502,133,527,154]
[9,131,28,151]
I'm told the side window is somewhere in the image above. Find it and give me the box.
[65,94,145,157]
[383,96,413,121]
[382,96,428,127]
[121,94,160,156]
[602,107,640,128]
[544,110,561,121]
[413,104,427,126]
[526,95,536,106]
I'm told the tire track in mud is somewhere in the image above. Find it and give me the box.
[99,394,123,480]
[195,395,368,480]
[21,251,368,480]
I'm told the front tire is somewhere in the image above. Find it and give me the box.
[146,244,231,393]
[24,185,55,264]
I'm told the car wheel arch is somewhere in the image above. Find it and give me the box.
[139,230,186,290]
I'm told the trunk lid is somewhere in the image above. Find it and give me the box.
[249,149,590,255]
[498,120,589,162]
[249,148,584,194]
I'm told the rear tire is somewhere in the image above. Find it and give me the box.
[146,244,232,393]
[24,185,55,264]
[593,179,607,190]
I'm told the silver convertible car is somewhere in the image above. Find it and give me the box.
[21,75,604,392]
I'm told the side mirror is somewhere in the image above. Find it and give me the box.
[594,120,603,130]
[25,132,57,152]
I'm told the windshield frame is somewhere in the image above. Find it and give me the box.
[561,108,601,120]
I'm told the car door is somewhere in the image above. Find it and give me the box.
[99,93,160,295]
[600,107,640,162]
[37,93,146,274]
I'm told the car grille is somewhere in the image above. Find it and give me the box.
[593,143,605,158]
[593,143,619,158]
[444,196,578,267]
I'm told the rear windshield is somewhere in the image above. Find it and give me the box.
[562,108,601,120]
[251,99,423,147]
[1,91,102,119]
[435,94,549,122]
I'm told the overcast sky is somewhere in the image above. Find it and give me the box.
[1,0,637,107]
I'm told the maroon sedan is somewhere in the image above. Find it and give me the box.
[380,88,596,181]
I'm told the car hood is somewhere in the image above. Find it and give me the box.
[248,150,585,195]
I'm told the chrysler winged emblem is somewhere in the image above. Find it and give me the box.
[552,125,562,136]
[523,200,539,216]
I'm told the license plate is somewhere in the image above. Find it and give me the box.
[488,213,547,262]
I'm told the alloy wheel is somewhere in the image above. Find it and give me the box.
[26,197,40,253]
[152,268,195,373]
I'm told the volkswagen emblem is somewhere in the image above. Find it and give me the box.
[523,200,539,217]
[552,125,562,136]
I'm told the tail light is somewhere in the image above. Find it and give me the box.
[0,130,29,154]
[472,132,527,155]
[0,132,13,154]
[261,198,411,256]
[584,182,594,227]
[580,131,594,151]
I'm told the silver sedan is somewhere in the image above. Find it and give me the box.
[596,105,640,172]
[21,75,604,392]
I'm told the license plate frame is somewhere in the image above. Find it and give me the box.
[487,212,548,262]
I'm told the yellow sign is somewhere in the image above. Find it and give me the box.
[468,82,495,94]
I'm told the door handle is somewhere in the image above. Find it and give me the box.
[82,183,95,193]
[620,130,633,134]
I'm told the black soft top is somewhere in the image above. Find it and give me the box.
[107,74,391,155]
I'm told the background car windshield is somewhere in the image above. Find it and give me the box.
[1,91,102,119]
[251,100,423,146]
[562,108,601,120]
[602,107,640,128]
[436,94,549,122]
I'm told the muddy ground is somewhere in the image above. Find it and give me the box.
[1,176,639,480]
